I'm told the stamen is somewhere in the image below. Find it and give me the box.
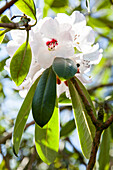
[46,39,58,50]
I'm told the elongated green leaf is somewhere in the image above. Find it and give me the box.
[68,80,95,159]
[13,76,41,156]
[60,119,76,137]
[15,0,36,20]
[10,41,32,86]
[52,57,77,81]
[98,128,111,170]
[35,106,59,165]
[32,67,56,127]
[75,76,96,116]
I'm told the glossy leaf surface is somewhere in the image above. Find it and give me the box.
[13,76,41,155]
[52,57,77,80]
[10,42,32,86]
[32,67,56,127]
[35,106,59,165]
[68,80,95,159]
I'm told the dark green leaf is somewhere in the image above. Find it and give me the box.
[10,42,32,86]
[68,80,95,159]
[35,105,59,165]
[32,67,56,127]
[15,0,36,20]
[13,76,41,156]
[51,0,68,8]
[60,119,76,137]
[52,57,77,81]
[98,128,111,170]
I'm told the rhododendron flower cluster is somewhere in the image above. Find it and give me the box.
[6,10,102,98]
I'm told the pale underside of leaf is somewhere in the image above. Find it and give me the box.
[68,80,94,159]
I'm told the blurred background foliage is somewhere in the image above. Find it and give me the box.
[0,0,113,169]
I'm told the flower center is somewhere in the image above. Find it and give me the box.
[46,39,58,51]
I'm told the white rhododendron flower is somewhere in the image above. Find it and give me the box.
[5,9,103,98]
[31,17,74,68]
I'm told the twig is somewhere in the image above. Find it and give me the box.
[88,82,113,93]
[0,120,35,144]
[27,147,37,170]
[102,114,113,129]
[71,77,113,169]
[71,77,100,127]
[86,130,102,170]
[0,22,19,29]
[0,0,18,15]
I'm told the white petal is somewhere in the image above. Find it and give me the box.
[40,18,59,39]
[83,44,103,64]
[7,40,20,57]
[55,43,74,58]
[33,68,45,82]
[71,11,86,27]
[57,82,67,98]
[28,62,41,79]
[10,30,26,43]
[37,47,55,68]
[58,31,73,42]
[19,89,28,98]
[56,13,72,25]
[76,73,92,84]
[75,26,95,45]
[30,32,45,60]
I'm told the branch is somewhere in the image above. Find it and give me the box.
[0,0,18,15]
[71,77,100,127]
[88,82,113,93]
[0,120,35,144]
[102,114,113,129]
[86,130,102,170]
[0,22,19,29]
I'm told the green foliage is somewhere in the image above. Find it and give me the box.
[98,128,111,170]
[10,41,32,86]
[35,106,59,165]
[0,57,9,71]
[13,76,41,156]
[51,0,68,8]
[58,92,71,104]
[60,119,76,137]
[68,80,95,159]
[0,15,12,23]
[15,0,36,20]
[75,77,96,116]
[52,57,77,81]
[32,67,56,127]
